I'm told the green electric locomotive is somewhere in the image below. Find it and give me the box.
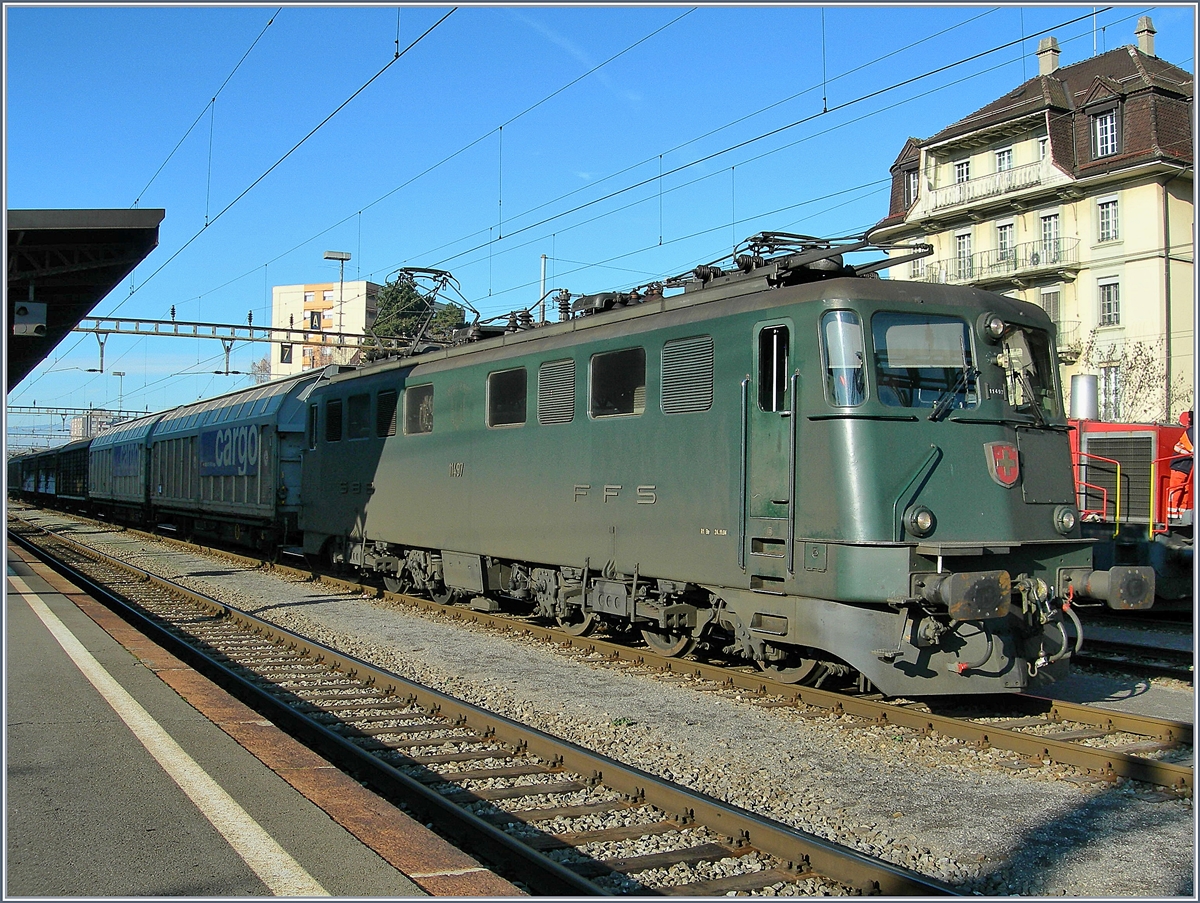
[299,234,1154,697]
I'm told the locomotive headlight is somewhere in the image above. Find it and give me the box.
[978,311,1006,343]
[904,505,937,538]
[1053,505,1078,535]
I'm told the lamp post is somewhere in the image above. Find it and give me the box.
[112,371,126,413]
[324,250,351,363]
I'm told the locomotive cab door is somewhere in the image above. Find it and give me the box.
[744,321,797,591]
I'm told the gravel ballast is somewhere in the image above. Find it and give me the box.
[24,521,1197,896]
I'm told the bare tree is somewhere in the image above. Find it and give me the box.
[1079,331,1194,423]
[250,354,272,384]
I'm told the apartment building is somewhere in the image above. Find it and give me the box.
[870,17,1193,422]
[269,279,381,378]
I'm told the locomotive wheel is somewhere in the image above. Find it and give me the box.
[557,611,599,636]
[640,628,696,658]
[756,655,826,685]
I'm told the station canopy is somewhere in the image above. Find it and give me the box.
[6,208,165,390]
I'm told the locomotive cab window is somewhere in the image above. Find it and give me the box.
[590,348,646,418]
[325,399,343,442]
[405,384,434,435]
[488,368,527,427]
[758,325,790,411]
[820,311,865,406]
[347,393,371,440]
[872,313,977,411]
[999,327,1062,422]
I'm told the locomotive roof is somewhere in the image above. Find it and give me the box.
[328,271,1053,385]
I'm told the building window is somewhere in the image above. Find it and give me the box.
[1040,213,1060,264]
[1099,364,1121,420]
[323,290,334,302]
[996,222,1014,262]
[405,385,434,434]
[955,232,973,280]
[954,160,971,184]
[1041,288,1061,325]
[590,348,646,418]
[995,148,1013,172]
[910,255,925,280]
[1098,280,1120,327]
[1092,108,1119,158]
[488,367,527,427]
[1097,197,1119,242]
[1038,137,1048,160]
[304,291,315,304]
[904,169,919,207]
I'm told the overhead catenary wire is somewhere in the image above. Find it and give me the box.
[133,7,282,208]
[11,7,1152,413]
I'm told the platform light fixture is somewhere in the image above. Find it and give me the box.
[324,250,352,362]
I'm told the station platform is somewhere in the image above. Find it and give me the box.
[5,541,520,897]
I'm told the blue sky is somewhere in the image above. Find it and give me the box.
[4,3,1195,448]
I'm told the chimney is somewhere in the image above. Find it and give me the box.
[1037,37,1061,75]
[1135,16,1156,57]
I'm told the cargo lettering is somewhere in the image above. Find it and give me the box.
[199,425,260,476]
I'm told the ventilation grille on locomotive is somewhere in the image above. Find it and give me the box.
[538,359,576,424]
[662,335,714,414]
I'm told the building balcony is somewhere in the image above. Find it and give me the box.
[914,237,1081,287]
[929,161,1044,212]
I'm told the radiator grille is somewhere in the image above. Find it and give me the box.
[662,335,714,414]
[1079,435,1155,523]
[538,359,575,424]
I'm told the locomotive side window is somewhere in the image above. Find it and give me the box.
[377,390,398,437]
[325,399,343,442]
[590,348,646,418]
[758,325,790,411]
[999,328,1062,421]
[538,359,575,424]
[872,313,977,410]
[405,384,434,435]
[820,312,865,406]
[488,368,527,427]
[662,335,714,414]
[347,393,371,440]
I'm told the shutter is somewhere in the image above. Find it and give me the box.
[662,335,714,414]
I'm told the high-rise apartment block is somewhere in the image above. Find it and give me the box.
[269,280,381,378]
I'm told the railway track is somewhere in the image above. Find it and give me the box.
[8,518,956,897]
[11,507,1194,799]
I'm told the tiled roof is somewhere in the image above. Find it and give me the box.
[926,44,1192,146]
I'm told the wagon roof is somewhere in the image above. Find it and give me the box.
[91,411,168,449]
[154,369,324,435]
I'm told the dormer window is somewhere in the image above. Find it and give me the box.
[954,160,971,184]
[1091,107,1120,158]
[904,169,920,207]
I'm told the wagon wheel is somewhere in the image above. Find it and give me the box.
[429,583,458,605]
[557,611,599,636]
[640,628,696,658]
[383,573,411,594]
[756,651,827,685]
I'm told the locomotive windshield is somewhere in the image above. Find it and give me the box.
[998,326,1062,422]
[871,313,977,411]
